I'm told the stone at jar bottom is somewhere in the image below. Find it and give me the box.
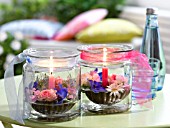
[31,101,76,115]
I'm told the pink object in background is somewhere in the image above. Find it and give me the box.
[53,8,108,40]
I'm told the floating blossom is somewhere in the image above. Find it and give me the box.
[67,84,77,99]
[106,75,129,97]
[81,73,92,86]
[33,81,38,89]
[31,89,41,102]
[56,84,68,103]
[55,76,63,85]
[0,46,4,55]
[0,31,7,42]
[91,72,100,82]
[106,83,125,98]
[116,75,128,84]
[89,80,106,93]
[10,40,21,51]
[81,68,130,94]
[106,83,124,93]
[108,74,116,83]
[37,89,57,102]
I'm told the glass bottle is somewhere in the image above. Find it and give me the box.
[140,7,166,91]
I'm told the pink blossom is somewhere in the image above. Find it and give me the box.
[55,76,63,85]
[108,74,117,84]
[106,75,129,92]
[34,90,41,96]
[37,89,57,102]
[116,75,128,84]
[31,95,37,102]
[92,72,100,82]
[81,73,92,85]
[67,85,77,99]
[68,95,74,99]
[90,70,95,76]
[106,83,123,92]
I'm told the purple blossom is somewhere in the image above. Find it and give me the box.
[56,84,68,103]
[94,68,98,72]
[33,81,38,89]
[98,72,102,81]
[89,80,106,93]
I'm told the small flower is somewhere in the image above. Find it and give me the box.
[106,83,125,98]
[106,83,124,92]
[0,46,4,55]
[67,84,77,99]
[37,89,57,102]
[55,76,63,85]
[33,81,38,89]
[92,72,100,82]
[10,40,21,51]
[116,75,128,84]
[56,84,68,102]
[14,31,24,40]
[81,73,92,86]
[0,31,7,42]
[108,74,117,84]
[6,54,15,63]
[89,80,106,93]
[106,75,129,97]
[88,71,101,82]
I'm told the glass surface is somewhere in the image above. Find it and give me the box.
[132,58,160,104]
[23,48,80,122]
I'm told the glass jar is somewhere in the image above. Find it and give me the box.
[23,48,80,122]
[77,44,133,114]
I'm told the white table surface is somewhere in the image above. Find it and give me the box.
[0,74,170,128]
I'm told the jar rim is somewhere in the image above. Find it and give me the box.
[23,47,79,59]
[77,44,133,54]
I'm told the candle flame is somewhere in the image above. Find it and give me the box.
[103,48,107,62]
[49,56,53,73]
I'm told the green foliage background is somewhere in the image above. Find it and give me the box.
[0,32,29,79]
[0,0,125,24]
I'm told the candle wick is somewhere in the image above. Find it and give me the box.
[50,72,52,75]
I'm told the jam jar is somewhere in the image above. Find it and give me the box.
[22,48,80,122]
[77,44,132,114]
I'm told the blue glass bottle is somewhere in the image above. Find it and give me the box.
[140,8,166,91]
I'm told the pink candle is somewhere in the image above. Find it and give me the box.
[48,56,55,89]
[102,66,108,87]
[48,70,55,89]
[102,48,108,87]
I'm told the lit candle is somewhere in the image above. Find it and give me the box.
[102,48,108,87]
[48,56,55,89]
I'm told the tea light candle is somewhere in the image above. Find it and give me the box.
[48,56,55,89]
[102,48,108,87]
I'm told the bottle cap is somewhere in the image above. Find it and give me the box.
[146,7,158,15]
